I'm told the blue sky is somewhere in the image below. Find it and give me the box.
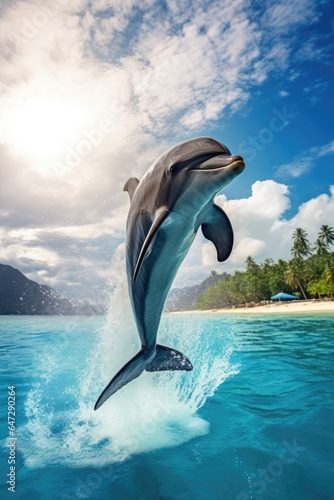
[0,0,333,302]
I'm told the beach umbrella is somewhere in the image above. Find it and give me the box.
[271,292,300,301]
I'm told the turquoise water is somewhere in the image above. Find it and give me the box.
[0,310,333,499]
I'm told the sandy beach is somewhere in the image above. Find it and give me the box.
[168,300,334,315]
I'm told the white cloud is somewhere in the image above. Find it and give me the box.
[216,180,290,221]
[265,0,320,33]
[276,138,334,179]
[291,186,334,231]
[202,237,266,267]
[296,39,327,62]
[125,3,262,130]
[314,140,334,157]
[276,159,313,178]
[231,237,267,262]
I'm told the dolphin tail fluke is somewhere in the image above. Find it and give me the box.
[94,350,146,410]
[94,345,193,410]
[145,344,193,372]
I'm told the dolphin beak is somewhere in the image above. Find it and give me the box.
[188,154,245,172]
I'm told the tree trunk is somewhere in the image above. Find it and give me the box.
[296,278,307,300]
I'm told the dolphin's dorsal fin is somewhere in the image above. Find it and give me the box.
[133,207,169,282]
[201,204,233,261]
[123,177,140,202]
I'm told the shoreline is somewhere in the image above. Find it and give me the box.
[167,300,334,315]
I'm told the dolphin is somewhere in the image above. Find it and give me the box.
[94,137,245,410]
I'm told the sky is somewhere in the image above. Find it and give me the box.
[0,0,333,303]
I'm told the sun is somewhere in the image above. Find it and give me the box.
[2,90,89,174]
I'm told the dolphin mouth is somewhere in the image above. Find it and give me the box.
[189,154,245,172]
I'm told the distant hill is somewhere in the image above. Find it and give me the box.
[0,262,229,315]
[0,264,105,315]
[165,272,230,312]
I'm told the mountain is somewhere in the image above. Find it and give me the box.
[165,272,230,312]
[0,262,228,315]
[0,264,105,315]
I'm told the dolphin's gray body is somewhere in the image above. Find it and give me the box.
[94,137,245,410]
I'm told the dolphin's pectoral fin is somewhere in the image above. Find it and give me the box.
[123,177,140,202]
[133,207,169,282]
[145,345,193,372]
[201,204,234,261]
[94,349,147,410]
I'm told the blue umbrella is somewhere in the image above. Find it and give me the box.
[271,292,300,301]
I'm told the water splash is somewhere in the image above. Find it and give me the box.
[19,245,239,468]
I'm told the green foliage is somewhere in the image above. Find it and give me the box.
[197,225,334,309]
[291,227,312,260]
[318,225,334,248]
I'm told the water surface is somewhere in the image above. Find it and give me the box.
[0,311,333,499]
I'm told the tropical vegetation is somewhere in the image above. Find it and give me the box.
[197,225,334,309]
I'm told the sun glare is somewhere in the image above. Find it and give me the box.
[2,93,89,173]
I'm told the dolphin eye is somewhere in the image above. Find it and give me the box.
[169,162,182,175]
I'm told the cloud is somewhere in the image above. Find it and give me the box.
[289,185,334,232]
[302,79,329,104]
[276,138,334,179]
[202,237,266,268]
[314,139,334,157]
[213,180,291,264]
[275,159,313,179]
[124,2,264,130]
[216,180,291,221]
[265,0,320,33]
[296,39,328,62]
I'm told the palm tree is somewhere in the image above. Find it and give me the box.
[322,256,334,285]
[285,260,307,299]
[245,256,256,270]
[305,257,320,282]
[313,237,329,257]
[318,225,334,250]
[291,228,311,260]
[321,256,334,298]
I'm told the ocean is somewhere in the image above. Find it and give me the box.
[1,307,333,499]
